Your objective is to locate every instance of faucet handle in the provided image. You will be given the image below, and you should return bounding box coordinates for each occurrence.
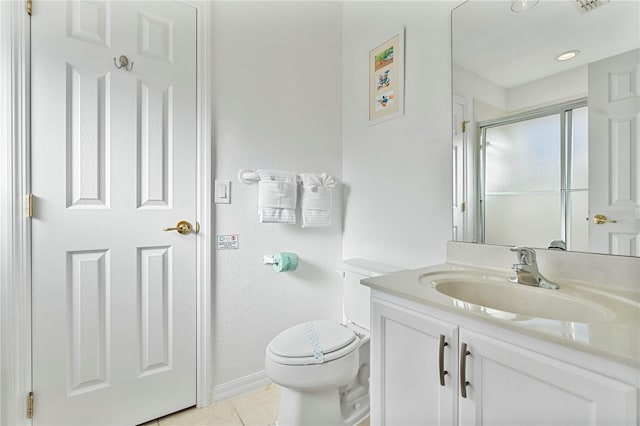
[510,246,536,265]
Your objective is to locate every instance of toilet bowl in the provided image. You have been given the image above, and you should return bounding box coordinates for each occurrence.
[264,259,401,426]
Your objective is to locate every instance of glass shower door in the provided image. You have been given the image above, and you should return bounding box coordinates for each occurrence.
[482,114,562,247]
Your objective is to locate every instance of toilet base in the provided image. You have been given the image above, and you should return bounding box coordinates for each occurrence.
[276,384,370,426]
[277,387,344,426]
[340,383,369,425]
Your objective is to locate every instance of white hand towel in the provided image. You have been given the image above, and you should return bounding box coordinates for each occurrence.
[258,169,297,224]
[300,173,336,228]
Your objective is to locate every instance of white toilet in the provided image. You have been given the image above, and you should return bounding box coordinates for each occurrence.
[265,259,401,426]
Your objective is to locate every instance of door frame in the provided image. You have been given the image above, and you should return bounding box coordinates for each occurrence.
[452,94,467,242]
[0,2,214,424]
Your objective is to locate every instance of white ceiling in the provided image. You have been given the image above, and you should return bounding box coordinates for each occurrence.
[452,0,640,88]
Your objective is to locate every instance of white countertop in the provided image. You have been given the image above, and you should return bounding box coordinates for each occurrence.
[362,263,640,368]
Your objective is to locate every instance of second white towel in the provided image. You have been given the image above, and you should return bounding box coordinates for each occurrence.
[258,169,297,224]
[300,173,336,228]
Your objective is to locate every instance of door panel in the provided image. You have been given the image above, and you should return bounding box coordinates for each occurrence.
[67,249,110,395]
[66,1,110,47]
[371,299,458,426]
[138,246,171,376]
[31,2,197,424]
[138,82,172,208]
[66,65,110,208]
[588,48,640,255]
[459,329,637,426]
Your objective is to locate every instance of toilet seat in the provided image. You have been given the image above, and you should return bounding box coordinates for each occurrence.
[267,320,360,366]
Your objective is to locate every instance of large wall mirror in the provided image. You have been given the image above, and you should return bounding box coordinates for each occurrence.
[452,0,640,257]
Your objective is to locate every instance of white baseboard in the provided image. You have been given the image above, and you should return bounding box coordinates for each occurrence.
[212,370,271,402]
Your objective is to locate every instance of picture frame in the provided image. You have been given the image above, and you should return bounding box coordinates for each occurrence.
[368,28,405,125]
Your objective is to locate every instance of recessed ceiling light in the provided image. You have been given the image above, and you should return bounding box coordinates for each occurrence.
[556,50,580,61]
[511,0,539,13]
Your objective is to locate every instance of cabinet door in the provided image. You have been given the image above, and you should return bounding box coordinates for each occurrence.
[371,299,458,426]
[459,329,638,426]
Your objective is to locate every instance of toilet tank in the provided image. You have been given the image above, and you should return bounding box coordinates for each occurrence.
[342,258,402,330]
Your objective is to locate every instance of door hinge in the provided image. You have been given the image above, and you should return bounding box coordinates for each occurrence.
[26,0,32,15]
[26,193,34,218]
[27,392,34,419]
[461,201,467,212]
[462,120,470,133]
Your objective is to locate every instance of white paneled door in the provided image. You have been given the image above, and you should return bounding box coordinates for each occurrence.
[31,1,197,424]
[588,48,640,256]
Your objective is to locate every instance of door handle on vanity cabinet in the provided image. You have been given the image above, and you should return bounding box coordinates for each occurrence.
[439,335,448,386]
[460,342,471,398]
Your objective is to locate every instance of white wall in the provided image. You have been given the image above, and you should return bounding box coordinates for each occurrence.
[211,0,457,394]
[211,2,343,393]
[507,65,587,112]
[454,64,587,118]
[342,1,454,269]
[454,64,507,115]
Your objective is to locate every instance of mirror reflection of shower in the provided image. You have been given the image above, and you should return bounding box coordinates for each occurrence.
[479,100,588,251]
[452,0,640,256]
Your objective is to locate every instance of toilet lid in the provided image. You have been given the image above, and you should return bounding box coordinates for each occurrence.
[268,320,356,359]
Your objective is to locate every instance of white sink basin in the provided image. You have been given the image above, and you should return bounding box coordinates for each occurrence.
[420,271,635,323]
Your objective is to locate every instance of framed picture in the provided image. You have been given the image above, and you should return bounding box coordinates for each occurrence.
[368,29,405,125]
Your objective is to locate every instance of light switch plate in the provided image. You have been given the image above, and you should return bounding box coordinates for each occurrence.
[214,180,231,204]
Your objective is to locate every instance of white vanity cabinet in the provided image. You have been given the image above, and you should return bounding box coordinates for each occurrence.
[371,298,458,426]
[371,293,638,426]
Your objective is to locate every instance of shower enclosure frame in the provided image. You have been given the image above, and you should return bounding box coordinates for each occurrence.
[476,98,588,249]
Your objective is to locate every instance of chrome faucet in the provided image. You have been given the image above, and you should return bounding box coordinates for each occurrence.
[509,246,559,290]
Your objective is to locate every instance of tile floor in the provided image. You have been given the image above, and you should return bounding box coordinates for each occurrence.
[141,384,370,426]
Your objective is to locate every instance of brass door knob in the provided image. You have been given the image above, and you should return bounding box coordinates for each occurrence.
[163,220,192,235]
[593,214,617,225]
